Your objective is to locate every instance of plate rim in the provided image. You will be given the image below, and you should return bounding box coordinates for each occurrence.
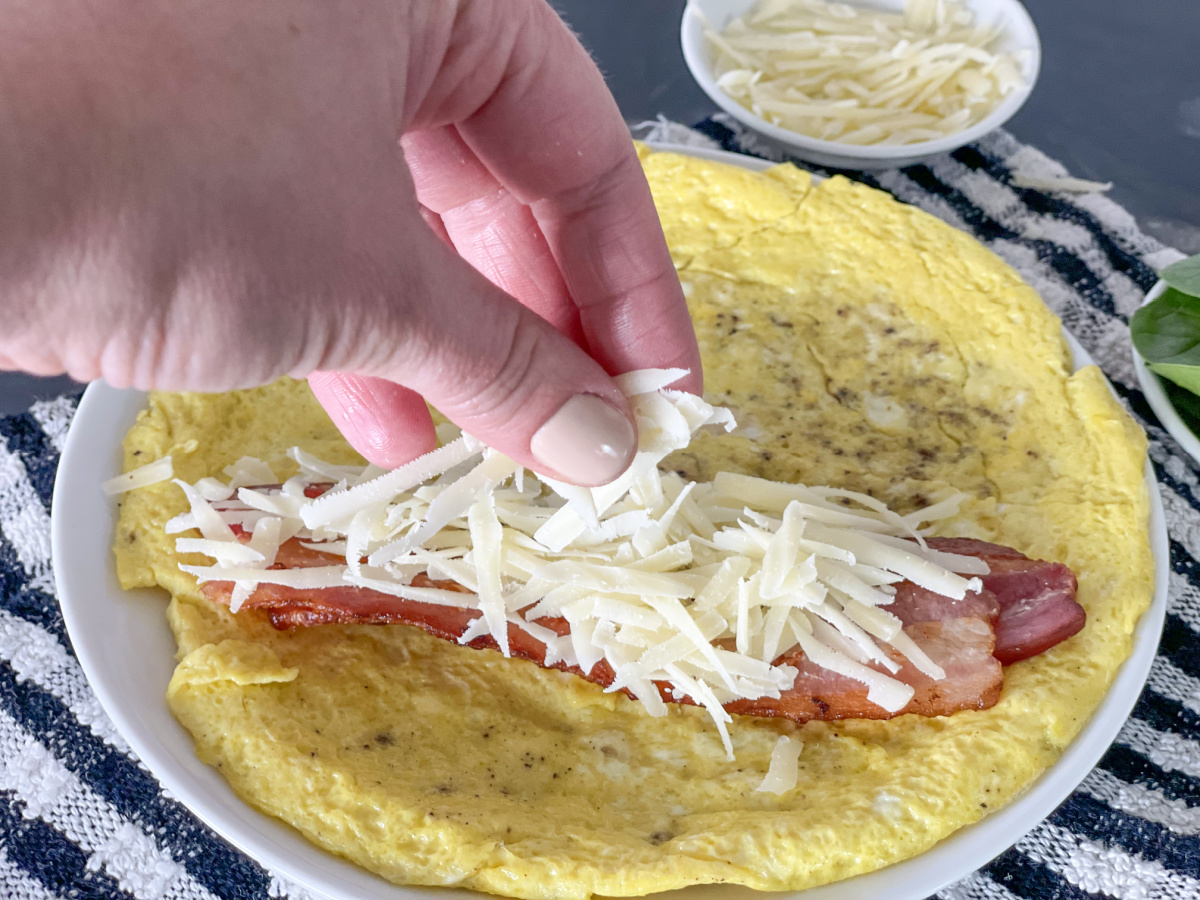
[50,148,1168,900]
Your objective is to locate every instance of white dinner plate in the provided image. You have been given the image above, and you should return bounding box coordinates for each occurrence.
[1132,280,1200,465]
[52,145,1168,900]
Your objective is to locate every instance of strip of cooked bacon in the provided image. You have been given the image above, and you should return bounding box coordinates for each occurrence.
[728,617,1001,721]
[925,538,1084,664]
[199,536,998,722]
[205,568,1001,721]
[197,532,1078,723]
[887,579,999,627]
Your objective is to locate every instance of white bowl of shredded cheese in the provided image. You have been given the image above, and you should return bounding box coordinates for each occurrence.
[681,0,1040,169]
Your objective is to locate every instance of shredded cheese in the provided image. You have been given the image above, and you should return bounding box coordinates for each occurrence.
[100,455,173,495]
[703,0,1028,146]
[147,368,991,759]
[756,735,803,794]
[1009,173,1113,194]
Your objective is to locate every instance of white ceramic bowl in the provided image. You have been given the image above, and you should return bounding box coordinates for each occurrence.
[1132,280,1200,464]
[680,0,1041,169]
[52,146,1167,900]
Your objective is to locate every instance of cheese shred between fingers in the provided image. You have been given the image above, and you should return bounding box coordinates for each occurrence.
[126,369,990,759]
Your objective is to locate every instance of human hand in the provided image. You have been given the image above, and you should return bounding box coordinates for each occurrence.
[0,0,700,486]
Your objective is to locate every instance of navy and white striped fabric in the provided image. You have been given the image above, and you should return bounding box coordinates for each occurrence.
[2,121,1197,898]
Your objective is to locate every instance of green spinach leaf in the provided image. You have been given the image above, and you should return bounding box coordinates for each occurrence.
[1161,254,1200,297]
[1162,377,1200,431]
[1130,287,1200,365]
[1150,362,1200,395]
[1132,253,1200,424]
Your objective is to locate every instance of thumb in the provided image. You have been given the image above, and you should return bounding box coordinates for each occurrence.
[318,230,639,488]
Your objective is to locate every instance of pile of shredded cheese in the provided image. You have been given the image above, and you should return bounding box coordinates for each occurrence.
[704,0,1028,145]
[113,369,988,762]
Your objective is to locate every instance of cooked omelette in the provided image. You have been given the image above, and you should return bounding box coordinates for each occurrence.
[112,148,1152,897]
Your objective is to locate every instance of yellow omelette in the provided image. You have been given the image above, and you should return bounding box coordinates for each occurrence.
[112,147,1152,898]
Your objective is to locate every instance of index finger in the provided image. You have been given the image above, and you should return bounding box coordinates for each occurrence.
[427,3,702,393]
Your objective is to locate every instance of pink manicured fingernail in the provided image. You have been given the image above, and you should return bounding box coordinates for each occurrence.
[530,394,637,487]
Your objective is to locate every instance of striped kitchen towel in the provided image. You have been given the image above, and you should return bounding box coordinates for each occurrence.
[2,120,1197,898]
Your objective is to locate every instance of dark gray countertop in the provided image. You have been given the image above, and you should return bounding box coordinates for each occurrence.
[3,0,1198,417]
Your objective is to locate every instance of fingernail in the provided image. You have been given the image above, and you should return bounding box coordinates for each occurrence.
[530,394,637,486]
